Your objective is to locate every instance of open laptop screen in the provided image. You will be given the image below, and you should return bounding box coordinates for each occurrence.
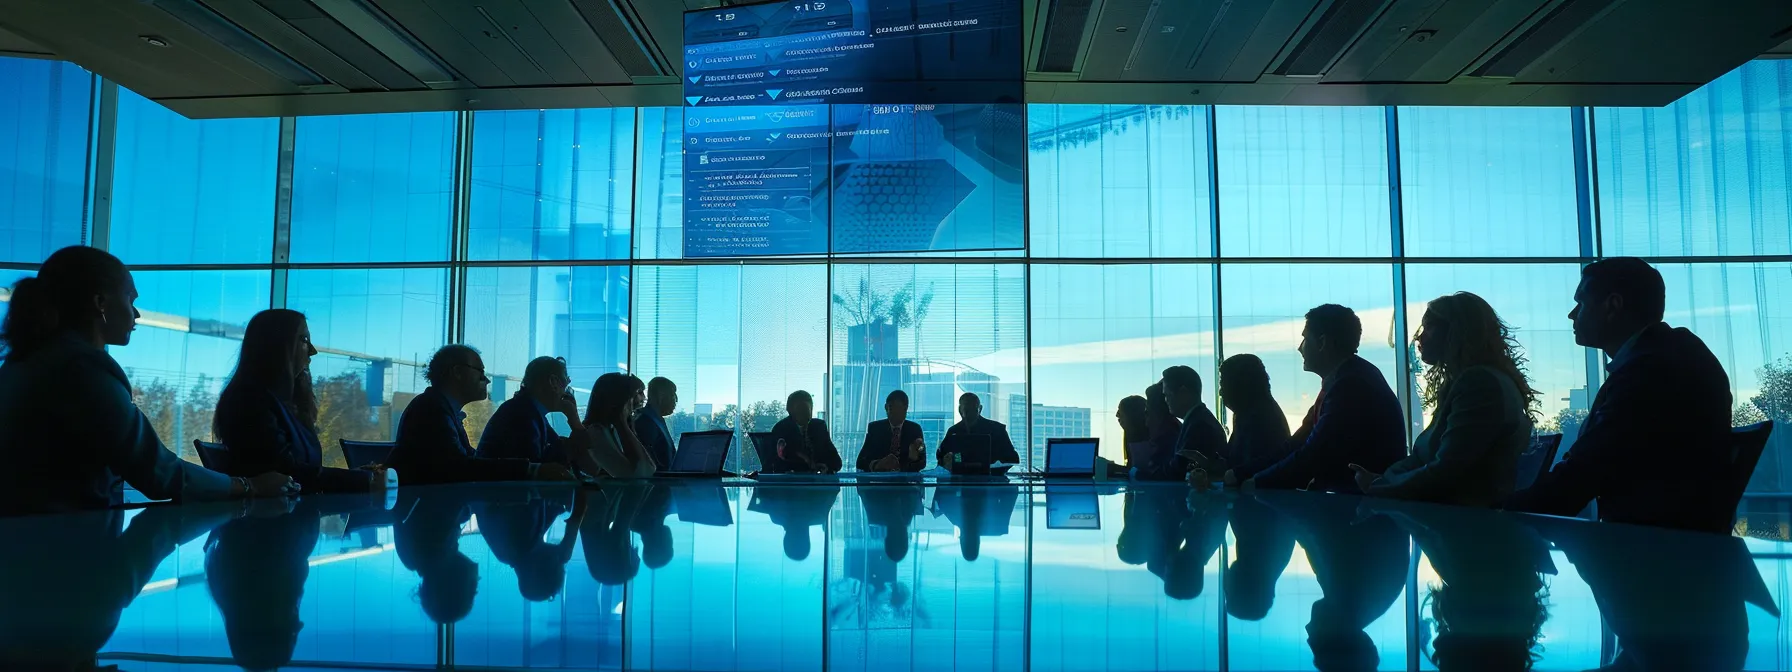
[1046,438,1098,475]
[671,432,731,473]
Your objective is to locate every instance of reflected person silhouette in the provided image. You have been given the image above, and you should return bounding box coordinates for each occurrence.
[750,486,843,561]
[206,497,350,670]
[1226,495,1297,620]
[394,489,481,626]
[1115,487,1225,600]
[1261,492,1409,672]
[929,486,1020,562]
[1364,500,1552,671]
[0,503,240,669]
[858,485,924,563]
[1530,515,1769,671]
[632,483,676,570]
[475,487,589,602]
[581,482,652,586]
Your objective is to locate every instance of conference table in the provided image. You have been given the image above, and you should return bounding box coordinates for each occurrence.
[3,478,1787,671]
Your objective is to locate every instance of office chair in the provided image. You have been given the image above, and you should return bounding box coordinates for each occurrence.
[1514,433,1563,491]
[1725,421,1775,525]
[341,440,396,469]
[194,440,233,473]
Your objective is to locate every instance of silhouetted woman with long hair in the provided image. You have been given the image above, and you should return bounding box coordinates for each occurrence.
[0,246,292,514]
[1218,354,1291,475]
[583,372,656,478]
[1356,292,1538,507]
[215,308,385,493]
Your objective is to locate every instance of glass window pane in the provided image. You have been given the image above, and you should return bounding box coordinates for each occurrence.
[1027,105,1212,258]
[0,56,92,263]
[1596,60,1792,257]
[635,107,685,261]
[631,264,829,472]
[1029,264,1215,464]
[1657,263,1792,493]
[287,268,448,454]
[461,265,630,444]
[1403,264,1588,455]
[829,264,1027,468]
[470,108,636,261]
[1399,107,1579,257]
[291,113,456,263]
[1220,264,1401,432]
[1217,106,1391,258]
[110,89,276,264]
[109,270,271,465]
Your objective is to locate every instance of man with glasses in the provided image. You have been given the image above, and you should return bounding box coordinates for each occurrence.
[391,345,574,485]
[478,356,593,468]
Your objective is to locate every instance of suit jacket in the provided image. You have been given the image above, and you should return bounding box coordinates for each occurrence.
[391,387,533,486]
[0,334,231,514]
[215,384,375,494]
[1245,355,1407,493]
[1507,323,1733,533]
[1368,366,1530,507]
[857,419,926,472]
[937,417,1020,466]
[1137,404,1226,481]
[477,395,568,465]
[632,404,675,470]
[769,417,843,473]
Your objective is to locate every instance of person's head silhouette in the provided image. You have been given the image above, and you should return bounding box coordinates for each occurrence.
[884,526,910,563]
[1224,563,1277,621]
[640,524,674,570]
[784,528,813,561]
[514,552,567,603]
[417,552,479,625]
[960,531,981,562]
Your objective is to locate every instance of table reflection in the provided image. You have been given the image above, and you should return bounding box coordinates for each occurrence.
[0,481,1768,671]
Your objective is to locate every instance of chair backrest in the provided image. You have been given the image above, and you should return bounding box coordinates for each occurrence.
[341,440,396,469]
[1725,421,1775,521]
[193,440,232,473]
[1514,433,1563,492]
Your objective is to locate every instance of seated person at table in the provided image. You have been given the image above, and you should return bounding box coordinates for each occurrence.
[583,373,659,478]
[1217,354,1291,476]
[1354,293,1535,507]
[215,308,383,493]
[1506,258,1733,533]
[477,356,591,466]
[1134,383,1182,474]
[937,393,1020,467]
[768,390,843,473]
[1116,395,1150,468]
[632,377,677,469]
[1140,365,1224,481]
[1229,304,1405,493]
[390,345,573,485]
[857,390,926,472]
[0,246,295,514]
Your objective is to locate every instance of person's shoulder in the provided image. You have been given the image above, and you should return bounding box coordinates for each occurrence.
[905,420,923,431]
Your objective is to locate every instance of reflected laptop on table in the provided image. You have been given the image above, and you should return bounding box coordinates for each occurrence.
[1045,438,1099,478]
[660,430,733,477]
[1045,487,1102,529]
[672,484,734,526]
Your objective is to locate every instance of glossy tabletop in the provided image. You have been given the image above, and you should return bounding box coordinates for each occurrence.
[3,481,1787,671]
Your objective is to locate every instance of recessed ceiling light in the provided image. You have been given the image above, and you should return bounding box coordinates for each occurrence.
[140,35,171,48]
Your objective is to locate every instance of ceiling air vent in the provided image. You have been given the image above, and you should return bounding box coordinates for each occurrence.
[1038,0,1098,73]
[142,0,328,86]
[576,0,666,78]
[1274,0,1389,77]
[1473,0,1620,78]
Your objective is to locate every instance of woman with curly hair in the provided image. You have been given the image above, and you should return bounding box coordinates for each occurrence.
[1352,292,1537,507]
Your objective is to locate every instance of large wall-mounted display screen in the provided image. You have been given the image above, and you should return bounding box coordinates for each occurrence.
[682,0,1023,107]
[682,103,1022,257]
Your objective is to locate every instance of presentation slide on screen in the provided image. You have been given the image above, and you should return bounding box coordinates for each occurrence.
[682,103,1023,258]
[683,0,1022,107]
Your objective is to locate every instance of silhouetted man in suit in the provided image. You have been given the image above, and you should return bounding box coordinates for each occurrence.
[1230,305,1406,493]
[478,356,589,466]
[937,392,1020,467]
[1145,365,1225,481]
[1506,258,1734,533]
[633,377,678,470]
[857,390,926,472]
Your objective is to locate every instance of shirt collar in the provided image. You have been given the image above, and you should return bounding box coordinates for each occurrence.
[438,388,467,420]
[1607,324,1655,373]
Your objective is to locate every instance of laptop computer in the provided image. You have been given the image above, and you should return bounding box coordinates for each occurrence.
[1044,438,1099,478]
[1044,487,1102,530]
[660,430,733,477]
